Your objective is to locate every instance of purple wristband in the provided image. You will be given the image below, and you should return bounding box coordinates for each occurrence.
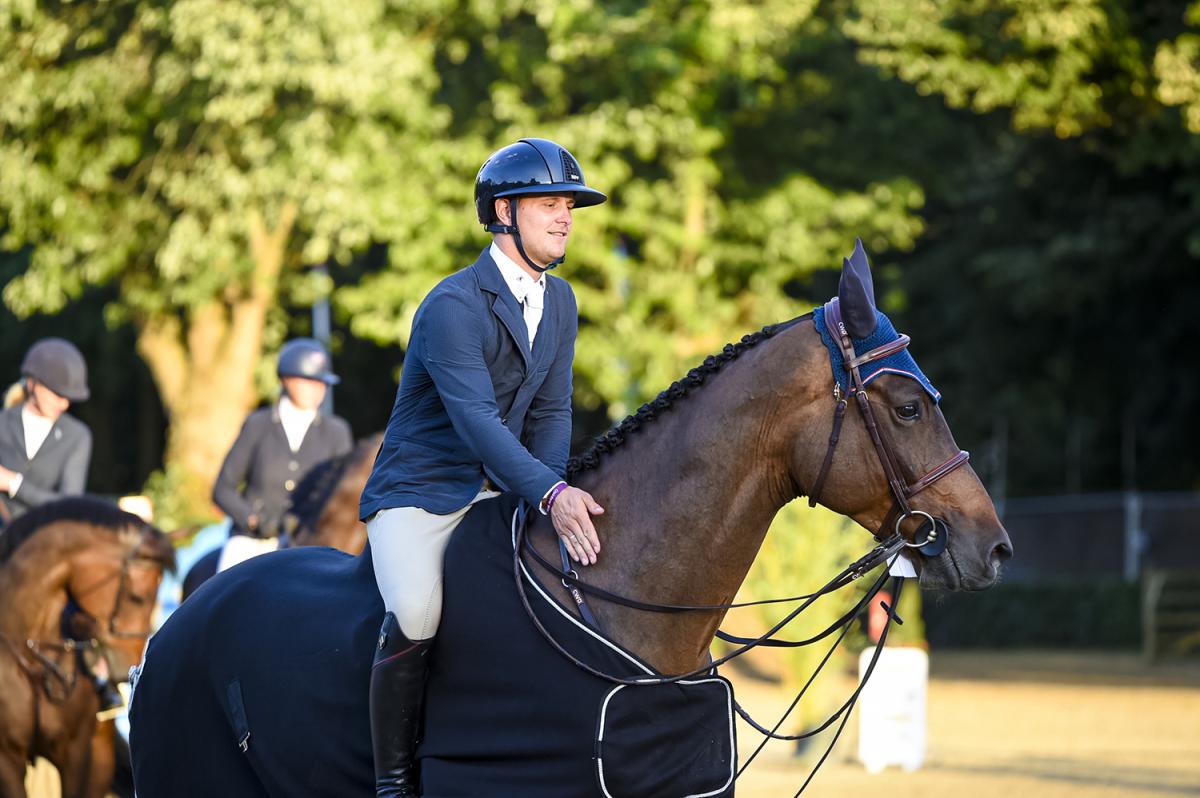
[544,482,568,513]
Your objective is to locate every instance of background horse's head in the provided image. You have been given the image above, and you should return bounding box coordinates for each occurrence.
[788,242,1012,590]
[69,515,175,678]
[2,498,177,679]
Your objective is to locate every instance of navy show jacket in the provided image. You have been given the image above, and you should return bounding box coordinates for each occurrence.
[359,248,575,519]
[213,404,354,538]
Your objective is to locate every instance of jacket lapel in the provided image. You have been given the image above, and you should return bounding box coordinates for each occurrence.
[39,425,64,462]
[18,411,63,464]
[472,249,531,369]
[3,408,27,464]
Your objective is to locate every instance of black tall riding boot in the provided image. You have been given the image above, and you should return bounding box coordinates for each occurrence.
[370,612,433,798]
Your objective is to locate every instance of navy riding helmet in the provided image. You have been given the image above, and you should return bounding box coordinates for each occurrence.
[277,338,340,385]
[474,138,607,272]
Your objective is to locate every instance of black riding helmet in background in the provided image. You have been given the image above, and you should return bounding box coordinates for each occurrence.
[474,138,607,272]
[20,338,90,402]
[277,338,340,385]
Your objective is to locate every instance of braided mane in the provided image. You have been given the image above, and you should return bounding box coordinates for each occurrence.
[567,314,810,477]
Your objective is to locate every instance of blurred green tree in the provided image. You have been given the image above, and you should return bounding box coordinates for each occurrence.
[0,0,928,518]
[0,0,450,516]
[843,0,1200,493]
[335,0,926,418]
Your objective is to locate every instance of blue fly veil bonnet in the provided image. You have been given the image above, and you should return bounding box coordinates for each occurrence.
[812,239,939,401]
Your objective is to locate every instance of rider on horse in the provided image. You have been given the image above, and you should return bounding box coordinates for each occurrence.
[213,338,353,571]
[0,338,92,525]
[359,138,607,796]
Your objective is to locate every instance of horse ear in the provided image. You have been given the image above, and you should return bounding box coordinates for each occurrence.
[838,238,878,339]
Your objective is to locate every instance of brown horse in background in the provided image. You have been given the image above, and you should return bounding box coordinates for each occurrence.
[0,498,174,798]
[287,432,380,554]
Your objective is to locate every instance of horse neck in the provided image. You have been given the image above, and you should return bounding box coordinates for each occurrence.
[308,452,373,554]
[0,523,93,638]
[571,323,829,674]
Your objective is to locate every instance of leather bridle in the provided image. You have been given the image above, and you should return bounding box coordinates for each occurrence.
[70,540,165,642]
[806,297,970,557]
[512,304,976,794]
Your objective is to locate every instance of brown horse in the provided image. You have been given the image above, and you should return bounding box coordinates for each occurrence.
[129,249,1012,796]
[288,432,380,554]
[0,498,174,798]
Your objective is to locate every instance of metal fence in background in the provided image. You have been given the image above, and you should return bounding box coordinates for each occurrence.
[997,492,1200,583]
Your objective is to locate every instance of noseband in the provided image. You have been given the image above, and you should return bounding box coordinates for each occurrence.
[806,297,970,557]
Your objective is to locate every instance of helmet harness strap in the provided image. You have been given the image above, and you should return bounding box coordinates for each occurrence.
[485,196,565,273]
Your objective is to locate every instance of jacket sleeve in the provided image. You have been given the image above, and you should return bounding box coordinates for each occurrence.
[13,425,92,506]
[421,291,562,507]
[524,285,576,480]
[212,416,258,531]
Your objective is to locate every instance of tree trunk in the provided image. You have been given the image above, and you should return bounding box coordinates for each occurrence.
[135,203,297,521]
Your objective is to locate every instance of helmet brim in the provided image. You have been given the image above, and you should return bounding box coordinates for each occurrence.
[279,371,340,386]
[494,184,607,208]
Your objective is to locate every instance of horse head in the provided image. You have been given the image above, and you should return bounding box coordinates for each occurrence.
[789,240,1012,590]
[62,509,176,679]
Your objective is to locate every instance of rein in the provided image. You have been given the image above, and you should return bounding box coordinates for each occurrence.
[513,306,971,794]
[515,505,907,796]
[514,503,907,685]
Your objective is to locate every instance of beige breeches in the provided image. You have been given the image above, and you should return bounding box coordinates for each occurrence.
[217,534,280,573]
[367,490,499,641]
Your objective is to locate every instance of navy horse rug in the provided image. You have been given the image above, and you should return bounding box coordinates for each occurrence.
[129,495,736,797]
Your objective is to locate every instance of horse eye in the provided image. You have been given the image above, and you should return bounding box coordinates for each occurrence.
[896,402,920,420]
[126,593,147,606]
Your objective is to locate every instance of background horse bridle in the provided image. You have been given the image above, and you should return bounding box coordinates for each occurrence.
[1,528,164,705]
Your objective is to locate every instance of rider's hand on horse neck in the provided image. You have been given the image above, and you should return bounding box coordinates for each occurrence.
[551,486,604,565]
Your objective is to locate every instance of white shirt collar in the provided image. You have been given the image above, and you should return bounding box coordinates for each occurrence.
[20,405,55,460]
[489,242,545,307]
[277,395,317,452]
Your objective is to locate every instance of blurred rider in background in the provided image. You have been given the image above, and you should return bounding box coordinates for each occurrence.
[213,338,353,572]
[0,338,92,525]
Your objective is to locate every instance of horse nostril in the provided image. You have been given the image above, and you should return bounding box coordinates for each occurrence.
[992,539,1014,562]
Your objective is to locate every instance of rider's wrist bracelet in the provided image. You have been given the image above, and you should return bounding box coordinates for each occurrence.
[544,481,568,513]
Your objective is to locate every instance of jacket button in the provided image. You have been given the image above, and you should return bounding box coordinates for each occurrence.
[289,461,299,472]
[285,479,296,491]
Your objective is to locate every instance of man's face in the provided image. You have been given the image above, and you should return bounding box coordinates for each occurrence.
[498,194,575,268]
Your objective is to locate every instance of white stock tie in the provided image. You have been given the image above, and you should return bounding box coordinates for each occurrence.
[518,279,544,349]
